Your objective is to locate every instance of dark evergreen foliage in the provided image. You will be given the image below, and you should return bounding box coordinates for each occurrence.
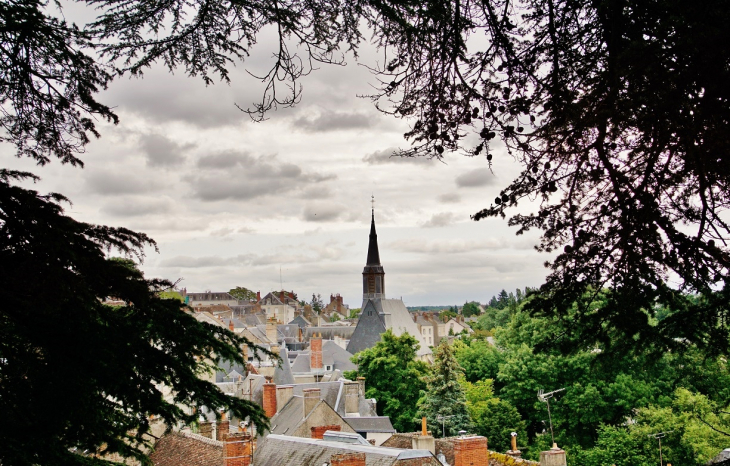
[0,171,269,465]
[416,341,472,437]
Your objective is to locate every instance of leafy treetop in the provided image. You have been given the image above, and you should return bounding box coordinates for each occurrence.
[348,330,430,433]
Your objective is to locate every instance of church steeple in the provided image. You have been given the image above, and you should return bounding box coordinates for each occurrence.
[366,209,381,266]
[363,198,385,299]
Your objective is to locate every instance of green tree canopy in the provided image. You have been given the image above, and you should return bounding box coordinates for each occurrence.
[0,171,270,465]
[463,379,527,453]
[349,330,430,433]
[416,341,472,437]
[310,293,324,313]
[228,286,257,301]
[462,301,481,318]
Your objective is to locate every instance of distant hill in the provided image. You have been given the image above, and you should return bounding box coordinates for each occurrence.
[406,306,450,312]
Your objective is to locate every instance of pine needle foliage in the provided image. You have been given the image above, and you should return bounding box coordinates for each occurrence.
[416,341,473,437]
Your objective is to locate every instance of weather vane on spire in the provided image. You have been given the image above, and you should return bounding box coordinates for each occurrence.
[371,194,375,212]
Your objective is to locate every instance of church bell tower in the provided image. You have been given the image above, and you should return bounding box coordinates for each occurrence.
[362,201,385,300]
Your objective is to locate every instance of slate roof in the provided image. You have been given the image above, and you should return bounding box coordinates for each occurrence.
[291,353,312,373]
[222,317,245,329]
[290,315,311,328]
[241,313,266,327]
[346,300,387,355]
[150,431,223,466]
[344,416,396,433]
[305,326,356,340]
[215,359,247,383]
[268,395,307,435]
[273,347,296,385]
[194,312,226,328]
[239,374,267,406]
[278,323,300,339]
[254,434,440,466]
[245,326,271,344]
[346,299,431,357]
[323,340,357,372]
[709,449,730,466]
[187,292,236,302]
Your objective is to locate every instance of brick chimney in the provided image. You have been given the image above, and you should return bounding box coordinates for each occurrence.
[276,385,294,411]
[330,453,366,466]
[217,411,230,441]
[311,424,341,439]
[263,383,277,418]
[199,419,213,439]
[357,377,366,396]
[303,388,320,416]
[310,334,323,370]
[266,319,278,345]
[225,432,252,466]
[453,436,488,466]
[345,381,359,415]
[256,291,261,302]
[412,416,435,454]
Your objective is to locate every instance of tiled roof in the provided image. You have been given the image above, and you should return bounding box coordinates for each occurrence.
[150,431,223,466]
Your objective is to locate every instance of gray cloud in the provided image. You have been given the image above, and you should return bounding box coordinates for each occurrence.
[188,152,335,201]
[300,186,333,200]
[362,147,433,165]
[421,212,458,228]
[86,169,162,196]
[140,133,195,167]
[292,109,374,132]
[160,248,340,268]
[455,168,497,188]
[389,238,509,254]
[210,227,235,237]
[196,151,247,169]
[101,197,173,217]
[438,193,462,203]
[106,65,251,129]
[302,202,346,222]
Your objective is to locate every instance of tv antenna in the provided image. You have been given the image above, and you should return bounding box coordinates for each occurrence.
[436,415,454,438]
[537,388,565,447]
[648,431,674,466]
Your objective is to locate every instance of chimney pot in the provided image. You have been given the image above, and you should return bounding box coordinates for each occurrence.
[453,436,488,466]
[263,383,277,418]
[310,335,323,370]
[303,388,320,416]
[276,385,294,412]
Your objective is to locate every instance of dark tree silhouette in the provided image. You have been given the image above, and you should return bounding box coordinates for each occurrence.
[0,170,270,465]
[363,0,730,355]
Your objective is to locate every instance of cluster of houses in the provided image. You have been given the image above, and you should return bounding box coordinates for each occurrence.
[142,210,555,466]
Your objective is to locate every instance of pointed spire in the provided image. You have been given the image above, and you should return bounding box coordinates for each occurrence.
[366,200,381,265]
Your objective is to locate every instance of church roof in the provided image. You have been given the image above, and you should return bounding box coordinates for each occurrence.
[366,210,381,266]
[347,299,431,357]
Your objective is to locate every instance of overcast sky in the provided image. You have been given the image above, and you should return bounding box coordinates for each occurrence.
[3,25,552,307]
